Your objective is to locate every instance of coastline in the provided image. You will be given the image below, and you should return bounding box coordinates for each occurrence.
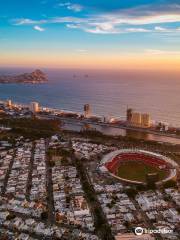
[1,94,180,145]
[38,114,180,145]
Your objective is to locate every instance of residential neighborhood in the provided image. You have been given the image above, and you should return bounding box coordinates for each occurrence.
[0,103,179,239]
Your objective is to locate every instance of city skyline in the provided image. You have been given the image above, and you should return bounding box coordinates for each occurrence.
[0,0,180,70]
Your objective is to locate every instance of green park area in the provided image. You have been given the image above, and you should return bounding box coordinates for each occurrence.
[0,117,61,140]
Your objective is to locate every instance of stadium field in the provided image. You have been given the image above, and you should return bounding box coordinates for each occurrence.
[117,161,167,182]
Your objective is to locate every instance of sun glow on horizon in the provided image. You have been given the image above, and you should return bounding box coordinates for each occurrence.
[1,51,180,71]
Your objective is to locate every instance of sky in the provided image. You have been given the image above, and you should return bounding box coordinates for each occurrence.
[0,0,180,70]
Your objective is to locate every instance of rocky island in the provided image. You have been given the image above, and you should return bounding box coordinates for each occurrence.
[0,69,48,84]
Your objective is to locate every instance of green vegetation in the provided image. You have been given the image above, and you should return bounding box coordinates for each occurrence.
[6,213,16,221]
[48,147,73,166]
[125,188,138,198]
[117,161,167,183]
[0,117,61,139]
[163,180,177,189]
[41,211,48,220]
[48,147,72,157]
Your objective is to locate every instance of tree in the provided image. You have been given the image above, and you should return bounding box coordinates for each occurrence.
[125,188,138,198]
[163,180,177,189]
[6,213,16,220]
[41,211,48,220]
[49,160,55,167]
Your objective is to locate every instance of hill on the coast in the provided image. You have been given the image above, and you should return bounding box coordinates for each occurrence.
[0,69,47,84]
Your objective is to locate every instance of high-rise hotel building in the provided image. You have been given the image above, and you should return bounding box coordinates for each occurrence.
[127,108,151,128]
[30,102,40,113]
[84,104,91,118]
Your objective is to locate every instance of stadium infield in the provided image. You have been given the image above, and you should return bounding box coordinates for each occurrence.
[117,161,167,183]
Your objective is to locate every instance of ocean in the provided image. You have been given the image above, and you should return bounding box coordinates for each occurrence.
[0,68,180,127]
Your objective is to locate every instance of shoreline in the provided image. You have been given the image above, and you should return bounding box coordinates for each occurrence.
[0,97,180,144]
[38,114,180,145]
[51,115,180,140]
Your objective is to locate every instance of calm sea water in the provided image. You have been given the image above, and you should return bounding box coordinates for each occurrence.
[0,68,180,127]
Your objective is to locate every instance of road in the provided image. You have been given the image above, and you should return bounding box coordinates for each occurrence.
[45,139,55,225]
[72,152,115,240]
[25,142,35,201]
[1,149,16,196]
[131,198,163,240]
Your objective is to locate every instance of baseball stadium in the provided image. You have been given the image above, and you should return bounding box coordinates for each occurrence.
[99,149,178,185]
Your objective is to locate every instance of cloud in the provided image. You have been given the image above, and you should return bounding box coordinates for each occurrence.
[100,14,180,26]
[57,2,83,12]
[125,28,151,33]
[14,18,47,25]
[82,26,151,34]
[145,49,180,55]
[83,22,121,34]
[154,26,180,34]
[34,25,45,32]
[14,16,180,34]
[13,17,82,25]
[67,4,83,12]
[154,26,168,32]
[14,19,40,25]
[66,23,79,29]
[12,3,180,34]
[14,13,180,28]
[67,21,152,34]
[84,27,119,34]
[75,49,88,53]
